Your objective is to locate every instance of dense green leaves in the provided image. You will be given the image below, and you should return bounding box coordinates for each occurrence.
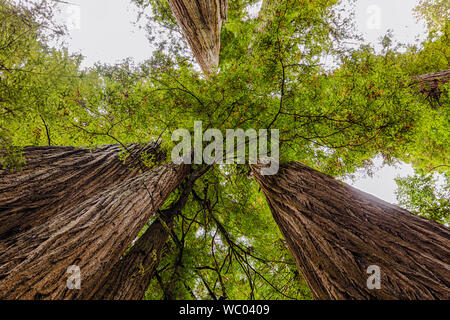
[145,166,312,299]
[1,0,448,300]
[396,171,449,224]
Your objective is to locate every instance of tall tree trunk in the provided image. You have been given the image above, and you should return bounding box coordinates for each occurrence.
[89,166,207,300]
[167,0,228,75]
[252,162,450,300]
[0,143,164,240]
[411,69,450,89]
[0,162,190,299]
[88,211,174,300]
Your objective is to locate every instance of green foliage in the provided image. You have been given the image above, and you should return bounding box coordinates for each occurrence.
[393,22,449,171]
[395,171,450,225]
[0,0,84,167]
[414,0,450,33]
[2,0,449,300]
[145,166,312,300]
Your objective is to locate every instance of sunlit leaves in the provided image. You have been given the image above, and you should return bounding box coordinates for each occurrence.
[395,171,450,224]
[2,0,449,300]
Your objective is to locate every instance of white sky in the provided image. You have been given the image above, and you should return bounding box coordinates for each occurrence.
[56,0,426,204]
[354,0,426,47]
[56,0,153,66]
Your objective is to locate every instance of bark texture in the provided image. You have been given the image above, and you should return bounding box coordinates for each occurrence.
[0,143,164,240]
[411,69,450,100]
[89,165,207,300]
[88,211,174,300]
[0,162,189,299]
[252,162,450,300]
[167,0,228,74]
[412,69,450,88]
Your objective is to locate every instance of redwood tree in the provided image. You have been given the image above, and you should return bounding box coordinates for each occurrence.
[0,162,189,299]
[167,0,228,74]
[252,162,450,299]
[0,143,163,240]
[88,210,175,300]
[88,165,205,300]
[1,0,449,300]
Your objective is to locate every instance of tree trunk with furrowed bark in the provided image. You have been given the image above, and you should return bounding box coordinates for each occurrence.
[0,143,164,240]
[0,161,190,299]
[411,69,450,90]
[88,211,174,300]
[252,162,450,300]
[88,165,206,300]
[167,0,228,75]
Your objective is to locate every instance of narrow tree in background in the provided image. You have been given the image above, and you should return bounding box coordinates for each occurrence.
[167,0,228,74]
[88,211,175,300]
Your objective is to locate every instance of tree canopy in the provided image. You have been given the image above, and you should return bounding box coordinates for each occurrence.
[0,0,448,300]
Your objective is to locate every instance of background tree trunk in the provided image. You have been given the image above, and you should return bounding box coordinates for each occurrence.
[89,166,207,300]
[0,162,189,299]
[88,211,174,300]
[412,69,450,88]
[252,162,450,300]
[167,0,228,75]
[0,143,164,240]
[411,69,450,104]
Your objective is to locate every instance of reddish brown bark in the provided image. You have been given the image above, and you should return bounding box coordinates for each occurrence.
[167,0,228,74]
[0,143,164,240]
[411,69,450,100]
[252,162,450,300]
[88,211,174,300]
[88,165,208,300]
[0,162,190,299]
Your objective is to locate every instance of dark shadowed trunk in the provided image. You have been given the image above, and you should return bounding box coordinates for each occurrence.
[0,162,190,299]
[0,143,164,240]
[411,69,450,89]
[252,162,450,300]
[167,0,227,75]
[89,166,207,300]
[411,69,450,102]
[88,211,174,300]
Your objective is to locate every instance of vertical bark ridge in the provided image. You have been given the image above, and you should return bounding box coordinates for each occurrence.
[252,162,450,300]
[0,143,164,240]
[0,162,189,299]
[88,165,208,300]
[167,0,228,74]
[89,165,209,300]
[88,211,174,300]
